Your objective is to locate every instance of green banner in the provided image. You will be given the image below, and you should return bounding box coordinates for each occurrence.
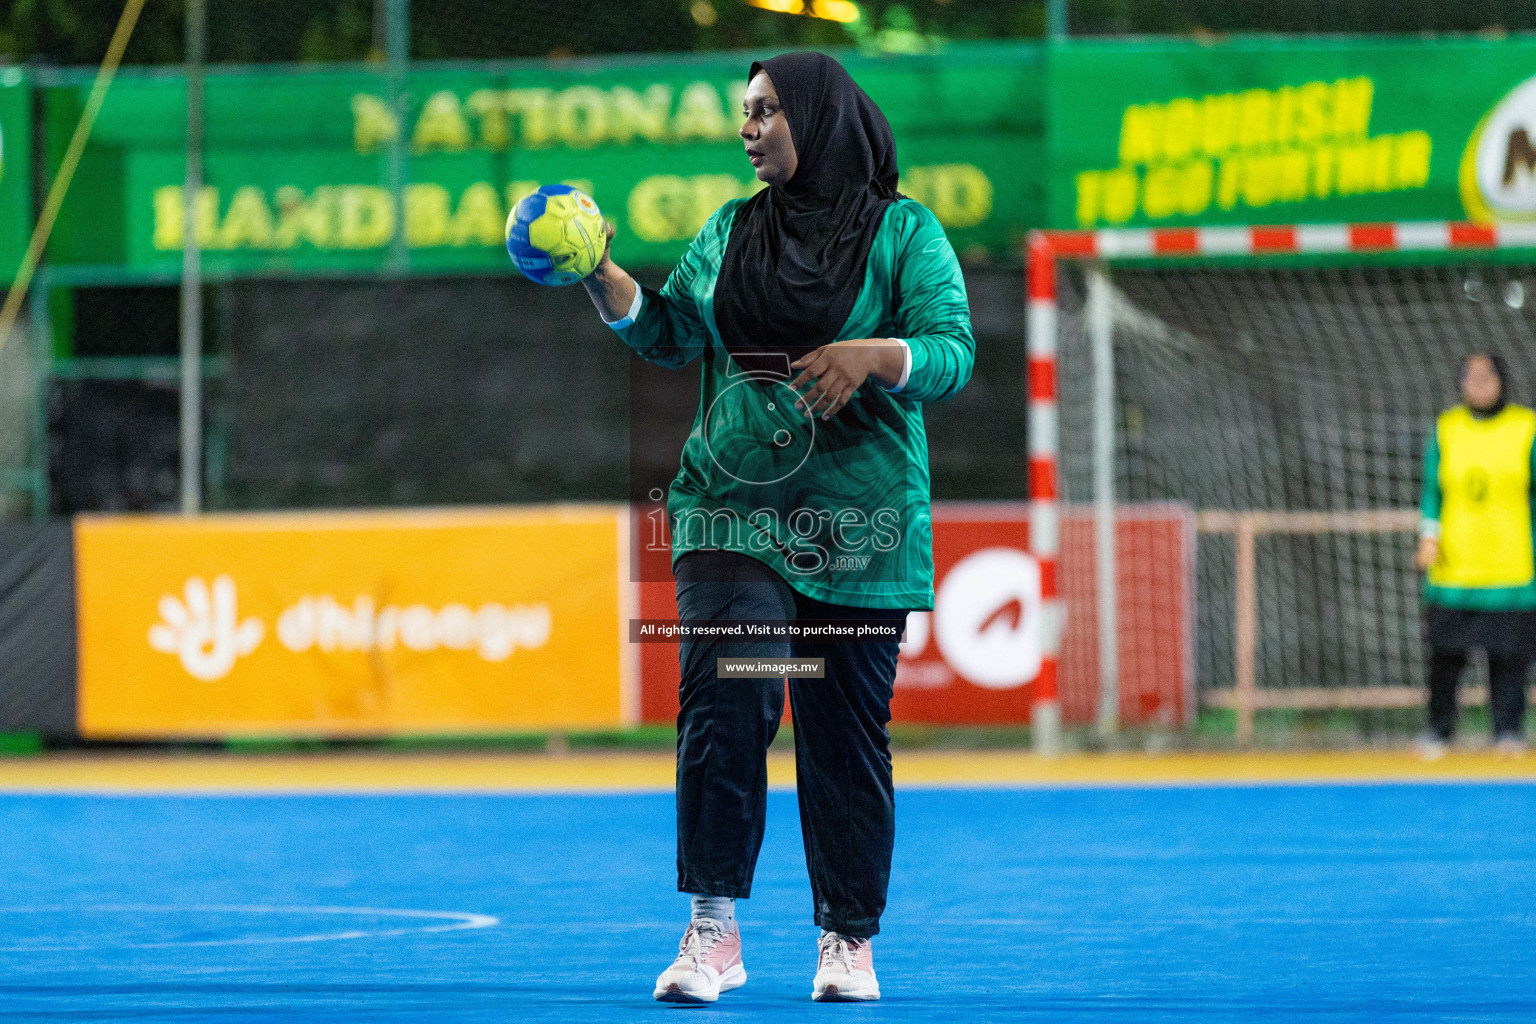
[1050,36,1536,230]
[0,69,31,285]
[42,37,1536,276]
[43,44,1042,277]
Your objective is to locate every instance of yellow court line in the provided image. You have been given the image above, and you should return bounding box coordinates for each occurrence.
[0,749,1533,793]
[892,750,1536,787]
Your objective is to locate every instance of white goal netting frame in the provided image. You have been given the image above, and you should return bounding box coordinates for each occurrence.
[1026,222,1536,747]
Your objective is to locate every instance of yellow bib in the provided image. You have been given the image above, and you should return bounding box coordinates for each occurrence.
[1431,404,1536,590]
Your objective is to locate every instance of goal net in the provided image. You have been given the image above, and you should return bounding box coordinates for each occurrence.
[1050,250,1536,732]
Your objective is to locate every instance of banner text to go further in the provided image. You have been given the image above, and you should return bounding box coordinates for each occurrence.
[1073,75,1433,227]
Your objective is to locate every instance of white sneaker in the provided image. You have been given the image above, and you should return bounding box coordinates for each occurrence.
[1494,734,1526,757]
[653,918,746,1003]
[811,930,880,1002]
[1413,732,1448,761]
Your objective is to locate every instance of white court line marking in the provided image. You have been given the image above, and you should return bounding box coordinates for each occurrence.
[0,904,499,952]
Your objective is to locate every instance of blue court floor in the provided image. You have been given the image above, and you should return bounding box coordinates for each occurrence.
[1,782,1533,1022]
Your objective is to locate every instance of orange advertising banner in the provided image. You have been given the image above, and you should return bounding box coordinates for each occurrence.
[75,506,634,738]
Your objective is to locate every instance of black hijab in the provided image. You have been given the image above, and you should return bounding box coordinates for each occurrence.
[1465,352,1511,418]
[714,52,901,377]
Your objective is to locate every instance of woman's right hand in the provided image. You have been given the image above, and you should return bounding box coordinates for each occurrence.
[596,220,616,272]
[581,220,638,322]
[1415,536,1440,571]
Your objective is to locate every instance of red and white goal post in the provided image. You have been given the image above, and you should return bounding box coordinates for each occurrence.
[1025,221,1536,751]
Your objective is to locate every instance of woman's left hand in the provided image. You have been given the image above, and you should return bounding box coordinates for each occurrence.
[788,339,905,419]
[1415,536,1440,571]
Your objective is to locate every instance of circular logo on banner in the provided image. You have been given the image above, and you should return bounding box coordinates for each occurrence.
[933,547,1042,689]
[1463,73,1536,222]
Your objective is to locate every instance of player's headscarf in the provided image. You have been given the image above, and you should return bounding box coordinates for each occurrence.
[1465,351,1511,417]
[713,52,902,376]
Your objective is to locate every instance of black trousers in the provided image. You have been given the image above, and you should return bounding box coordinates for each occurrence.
[1427,647,1530,741]
[673,549,906,939]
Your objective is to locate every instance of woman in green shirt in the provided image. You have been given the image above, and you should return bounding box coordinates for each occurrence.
[582,52,973,1003]
[1415,353,1536,758]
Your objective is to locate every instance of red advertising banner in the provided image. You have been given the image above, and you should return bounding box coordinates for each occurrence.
[636,502,1193,727]
[890,506,1039,723]
[1057,504,1196,728]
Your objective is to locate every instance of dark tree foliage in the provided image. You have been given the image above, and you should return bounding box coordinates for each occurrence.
[3,0,1533,68]
[0,0,186,64]
[1066,0,1536,36]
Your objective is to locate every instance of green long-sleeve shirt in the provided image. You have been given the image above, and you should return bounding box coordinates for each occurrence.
[614,197,974,610]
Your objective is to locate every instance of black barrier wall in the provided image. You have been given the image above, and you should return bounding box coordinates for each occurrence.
[0,522,77,735]
[214,270,1027,511]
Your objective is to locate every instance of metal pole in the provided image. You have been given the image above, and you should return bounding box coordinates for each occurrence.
[1088,266,1118,740]
[372,0,388,58]
[180,0,205,514]
[1234,516,1258,745]
[385,0,409,273]
[1047,0,1068,40]
[27,274,51,519]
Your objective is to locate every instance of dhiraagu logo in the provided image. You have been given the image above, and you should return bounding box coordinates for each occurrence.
[147,575,554,682]
[1462,73,1536,222]
[148,576,265,682]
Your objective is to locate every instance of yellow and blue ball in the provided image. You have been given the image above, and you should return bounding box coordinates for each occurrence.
[505,184,605,286]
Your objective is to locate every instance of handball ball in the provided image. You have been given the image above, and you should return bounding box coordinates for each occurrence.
[505,184,605,286]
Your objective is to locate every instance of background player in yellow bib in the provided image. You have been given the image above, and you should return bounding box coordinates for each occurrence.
[1415,353,1536,758]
